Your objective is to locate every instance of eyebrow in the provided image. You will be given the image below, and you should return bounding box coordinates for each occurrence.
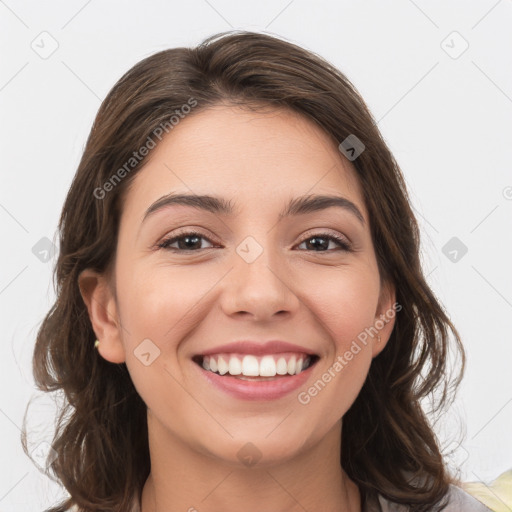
[142,193,365,225]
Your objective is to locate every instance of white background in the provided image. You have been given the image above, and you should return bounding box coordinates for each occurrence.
[1,1,511,510]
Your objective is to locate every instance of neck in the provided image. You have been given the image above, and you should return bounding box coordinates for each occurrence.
[140,413,361,512]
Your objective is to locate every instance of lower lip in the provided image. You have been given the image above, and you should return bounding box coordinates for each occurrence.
[195,360,317,401]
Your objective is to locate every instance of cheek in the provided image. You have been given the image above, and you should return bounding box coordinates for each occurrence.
[303,265,380,355]
[115,260,214,346]
[115,266,193,422]
[114,261,217,405]
[295,291,376,438]
[288,266,378,420]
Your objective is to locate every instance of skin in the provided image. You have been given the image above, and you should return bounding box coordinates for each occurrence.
[79,104,396,512]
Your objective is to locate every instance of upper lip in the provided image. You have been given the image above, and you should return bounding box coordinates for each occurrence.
[197,340,317,357]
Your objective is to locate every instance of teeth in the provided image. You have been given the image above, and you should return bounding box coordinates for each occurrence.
[217,356,229,375]
[200,353,312,377]
[228,356,242,375]
[242,355,259,376]
[287,355,296,375]
[260,355,276,377]
[276,357,288,375]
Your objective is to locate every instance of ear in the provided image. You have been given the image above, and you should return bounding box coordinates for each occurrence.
[372,278,397,358]
[78,268,126,363]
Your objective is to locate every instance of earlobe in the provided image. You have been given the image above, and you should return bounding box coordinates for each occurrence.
[78,269,126,364]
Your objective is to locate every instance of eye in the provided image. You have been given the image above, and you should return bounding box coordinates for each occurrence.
[157,231,217,251]
[157,230,353,253]
[296,232,352,252]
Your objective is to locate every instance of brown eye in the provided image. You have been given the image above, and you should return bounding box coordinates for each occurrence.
[296,233,352,252]
[158,231,216,251]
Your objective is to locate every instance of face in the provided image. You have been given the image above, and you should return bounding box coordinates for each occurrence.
[82,104,395,466]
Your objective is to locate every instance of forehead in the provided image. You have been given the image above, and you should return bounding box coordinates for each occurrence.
[123,105,366,221]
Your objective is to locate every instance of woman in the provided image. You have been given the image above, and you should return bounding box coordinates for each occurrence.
[23,31,496,511]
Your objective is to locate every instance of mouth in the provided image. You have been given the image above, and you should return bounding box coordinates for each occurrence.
[192,352,320,380]
[193,353,320,400]
[191,340,321,400]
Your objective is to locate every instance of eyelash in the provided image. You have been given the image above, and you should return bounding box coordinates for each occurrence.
[157,230,353,253]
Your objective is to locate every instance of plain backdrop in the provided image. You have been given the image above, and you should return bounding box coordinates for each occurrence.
[1,1,511,510]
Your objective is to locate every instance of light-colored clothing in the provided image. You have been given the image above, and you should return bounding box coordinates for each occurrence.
[366,484,493,511]
[461,470,512,512]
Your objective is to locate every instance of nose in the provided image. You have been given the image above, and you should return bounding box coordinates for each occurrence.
[219,243,300,322]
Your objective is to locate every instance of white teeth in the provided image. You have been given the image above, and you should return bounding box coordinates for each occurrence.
[260,355,277,377]
[287,355,296,375]
[242,355,259,376]
[228,356,242,375]
[217,356,229,375]
[200,353,312,377]
[276,357,288,375]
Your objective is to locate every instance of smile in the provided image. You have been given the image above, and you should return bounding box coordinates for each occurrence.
[197,352,317,378]
[192,352,320,400]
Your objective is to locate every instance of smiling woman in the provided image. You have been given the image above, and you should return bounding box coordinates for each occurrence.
[22,31,495,512]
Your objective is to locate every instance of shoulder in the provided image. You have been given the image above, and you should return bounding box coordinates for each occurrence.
[461,469,512,512]
[441,485,494,511]
[366,485,494,511]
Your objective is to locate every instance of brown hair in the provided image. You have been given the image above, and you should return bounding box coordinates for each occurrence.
[22,30,465,511]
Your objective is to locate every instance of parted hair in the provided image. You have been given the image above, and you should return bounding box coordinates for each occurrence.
[22,31,464,511]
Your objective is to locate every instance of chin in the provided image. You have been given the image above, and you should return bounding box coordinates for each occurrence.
[195,430,313,469]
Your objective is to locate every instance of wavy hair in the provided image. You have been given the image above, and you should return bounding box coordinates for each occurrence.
[22,30,465,511]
